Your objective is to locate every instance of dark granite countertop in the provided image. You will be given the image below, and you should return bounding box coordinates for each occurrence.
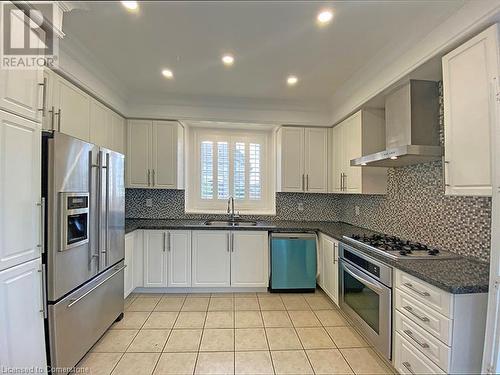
[125,218,490,294]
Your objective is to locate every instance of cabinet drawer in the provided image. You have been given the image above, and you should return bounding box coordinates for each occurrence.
[395,311,450,372]
[395,289,452,345]
[395,270,452,317]
[394,333,446,375]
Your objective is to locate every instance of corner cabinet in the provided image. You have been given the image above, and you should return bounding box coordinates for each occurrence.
[318,234,339,306]
[127,120,184,189]
[442,24,499,196]
[330,109,387,194]
[277,127,328,193]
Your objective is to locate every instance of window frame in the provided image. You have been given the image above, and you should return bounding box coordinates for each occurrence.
[186,127,276,215]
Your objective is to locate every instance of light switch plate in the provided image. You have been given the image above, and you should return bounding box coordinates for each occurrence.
[355,205,360,216]
[297,202,304,211]
[145,198,153,207]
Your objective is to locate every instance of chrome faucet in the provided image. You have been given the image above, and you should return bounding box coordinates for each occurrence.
[227,196,240,222]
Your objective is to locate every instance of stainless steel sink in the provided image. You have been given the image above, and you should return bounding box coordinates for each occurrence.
[203,220,258,227]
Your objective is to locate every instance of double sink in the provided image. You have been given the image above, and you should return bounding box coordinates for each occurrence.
[203,220,259,227]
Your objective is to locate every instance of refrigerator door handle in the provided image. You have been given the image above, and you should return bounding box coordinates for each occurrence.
[89,150,100,271]
[104,152,110,267]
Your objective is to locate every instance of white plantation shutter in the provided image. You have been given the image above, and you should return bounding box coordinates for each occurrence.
[189,128,272,214]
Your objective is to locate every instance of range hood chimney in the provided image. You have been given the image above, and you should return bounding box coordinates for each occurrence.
[351,80,442,167]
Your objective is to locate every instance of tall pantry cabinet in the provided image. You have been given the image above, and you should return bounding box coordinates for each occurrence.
[0,32,47,375]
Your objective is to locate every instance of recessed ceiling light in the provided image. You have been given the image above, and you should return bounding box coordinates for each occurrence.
[317,10,333,24]
[361,163,367,166]
[222,54,234,66]
[287,75,298,86]
[390,156,398,160]
[162,69,174,79]
[121,1,138,11]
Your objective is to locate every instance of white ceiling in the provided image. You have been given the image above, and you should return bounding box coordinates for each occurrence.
[62,1,465,107]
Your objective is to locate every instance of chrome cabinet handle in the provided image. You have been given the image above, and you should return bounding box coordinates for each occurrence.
[54,108,61,131]
[306,174,309,191]
[38,77,47,116]
[227,233,230,252]
[402,361,415,374]
[167,232,171,252]
[302,174,305,191]
[443,159,450,187]
[403,329,429,349]
[36,198,45,253]
[333,243,337,264]
[163,232,166,252]
[340,173,343,191]
[152,169,155,186]
[403,305,430,322]
[48,106,55,130]
[403,282,430,297]
[38,264,47,318]
[147,169,151,186]
[67,265,126,308]
[231,232,234,252]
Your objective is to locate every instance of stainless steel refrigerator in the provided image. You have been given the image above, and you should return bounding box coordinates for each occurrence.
[41,131,125,369]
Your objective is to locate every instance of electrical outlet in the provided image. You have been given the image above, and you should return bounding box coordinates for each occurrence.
[355,205,360,216]
[145,198,153,207]
[297,202,304,211]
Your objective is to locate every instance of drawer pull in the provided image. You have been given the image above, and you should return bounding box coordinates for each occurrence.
[403,361,415,374]
[403,305,430,322]
[403,329,429,349]
[403,282,430,297]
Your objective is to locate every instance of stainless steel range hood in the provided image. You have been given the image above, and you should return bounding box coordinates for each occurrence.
[351,80,442,167]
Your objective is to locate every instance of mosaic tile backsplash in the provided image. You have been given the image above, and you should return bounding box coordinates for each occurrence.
[126,161,492,261]
[338,161,491,261]
[126,190,341,222]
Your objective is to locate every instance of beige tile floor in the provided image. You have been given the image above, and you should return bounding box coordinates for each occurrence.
[77,290,394,375]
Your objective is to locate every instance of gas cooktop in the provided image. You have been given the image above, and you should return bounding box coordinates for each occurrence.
[342,233,460,260]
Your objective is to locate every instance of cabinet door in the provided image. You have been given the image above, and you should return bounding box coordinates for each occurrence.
[54,78,90,141]
[331,125,343,193]
[321,235,338,305]
[127,120,151,188]
[279,127,305,192]
[90,99,112,148]
[0,68,42,123]
[167,231,191,287]
[124,233,134,297]
[342,113,362,193]
[304,128,328,193]
[143,231,167,287]
[152,121,177,188]
[0,111,41,271]
[231,231,269,287]
[0,258,47,371]
[111,112,126,154]
[443,25,498,196]
[192,231,230,287]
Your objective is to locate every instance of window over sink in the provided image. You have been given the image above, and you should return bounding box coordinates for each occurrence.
[186,127,275,215]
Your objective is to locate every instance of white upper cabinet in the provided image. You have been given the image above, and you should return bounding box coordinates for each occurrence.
[0,110,41,271]
[111,112,126,154]
[53,76,91,142]
[231,231,269,287]
[0,258,47,372]
[90,99,112,149]
[0,68,43,123]
[442,25,499,196]
[127,120,184,189]
[330,109,387,194]
[277,127,328,193]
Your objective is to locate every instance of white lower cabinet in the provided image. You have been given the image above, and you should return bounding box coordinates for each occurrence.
[0,258,47,372]
[168,231,191,287]
[124,232,135,297]
[319,234,339,305]
[393,269,488,373]
[231,231,269,287]
[143,230,191,288]
[192,231,231,287]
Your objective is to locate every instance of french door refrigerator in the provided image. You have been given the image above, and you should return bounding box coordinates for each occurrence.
[41,131,125,370]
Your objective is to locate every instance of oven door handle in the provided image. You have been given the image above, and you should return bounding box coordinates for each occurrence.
[342,261,385,293]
